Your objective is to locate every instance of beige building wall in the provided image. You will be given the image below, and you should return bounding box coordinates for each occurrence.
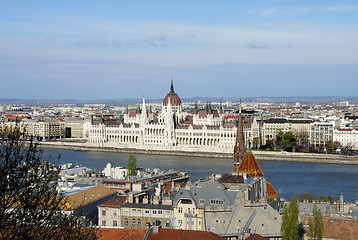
[173,199,204,231]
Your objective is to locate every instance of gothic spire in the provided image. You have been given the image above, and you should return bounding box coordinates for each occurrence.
[234,98,246,171]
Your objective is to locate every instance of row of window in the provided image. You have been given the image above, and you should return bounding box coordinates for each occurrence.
[123,209,168,215]
[123,218,170,227]
[101,220,117,227]
[210,199,225,205]
[178,219,201,226]
[178,207,196,214]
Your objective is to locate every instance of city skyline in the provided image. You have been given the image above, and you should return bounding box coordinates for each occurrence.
[1,1,358,99]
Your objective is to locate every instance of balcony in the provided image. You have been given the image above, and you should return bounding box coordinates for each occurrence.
[184,213,198,218]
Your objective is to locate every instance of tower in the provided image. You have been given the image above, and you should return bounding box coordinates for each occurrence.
[234,99,246,171]
[140,96,147,125]
[162,79,182,125]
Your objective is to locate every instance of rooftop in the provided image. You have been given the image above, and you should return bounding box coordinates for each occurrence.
[99,228,225,240]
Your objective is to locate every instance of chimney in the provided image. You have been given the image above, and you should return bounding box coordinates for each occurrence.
[162,198,173,205]
[152,226,160,234]
[153,196,160,205]
[128,193,134,203]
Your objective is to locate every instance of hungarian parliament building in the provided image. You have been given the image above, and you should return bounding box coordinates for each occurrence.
[87,82,315,153]
[88,82,253,153]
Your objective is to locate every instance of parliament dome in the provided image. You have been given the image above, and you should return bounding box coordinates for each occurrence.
[163,80,181,106]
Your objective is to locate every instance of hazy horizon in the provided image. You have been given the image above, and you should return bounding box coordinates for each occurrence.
[1,1,357,99]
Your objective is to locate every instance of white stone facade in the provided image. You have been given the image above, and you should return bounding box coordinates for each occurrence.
[309,121,334,148]
[333,128,358,150]
[87,93,252,152]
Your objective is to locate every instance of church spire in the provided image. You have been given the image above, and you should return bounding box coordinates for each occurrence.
[234,98,246,171]
[170,78,174,93]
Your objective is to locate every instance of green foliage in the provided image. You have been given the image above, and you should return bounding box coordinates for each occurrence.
[281,196,300,240]
[283,132,296,143]
[261,139,274,150]
[319,195,333,204]
[0,125,98,240]
[252,137,260,149]
[299,192,317,203]
[276,131,296,151]
[127,154,137,176]
[308,205,323,240]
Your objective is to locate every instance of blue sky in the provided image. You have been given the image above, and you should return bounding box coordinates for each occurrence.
[1,0,358,99]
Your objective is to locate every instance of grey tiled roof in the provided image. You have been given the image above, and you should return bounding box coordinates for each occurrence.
[173,179,238,209]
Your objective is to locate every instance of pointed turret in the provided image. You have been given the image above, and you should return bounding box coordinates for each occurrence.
[237,151,264,177]
[136,101,140,114]
[266,181,279,198]
[194,102,198,115]
[142,96,146,113]
[170,78,174,93]
[234,98,246,171]
[141,96,147,125]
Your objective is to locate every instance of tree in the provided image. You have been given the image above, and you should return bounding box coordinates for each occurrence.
[299,192,317,203]
[276,131,296,151]
[127,154,137,176]
[319,195,332,203]
[281,196,300,240]
[0,125,98,239]
[308,204,323,240]
[295,131,309,145]
[252,137,260,149]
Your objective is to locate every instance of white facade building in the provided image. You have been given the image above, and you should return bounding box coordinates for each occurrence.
[87,82,255,153]
[102,163,128,179]
[333,128,358,150]
[309,121,334,148]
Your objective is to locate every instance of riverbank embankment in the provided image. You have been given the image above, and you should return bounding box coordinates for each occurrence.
[40,141,358,165]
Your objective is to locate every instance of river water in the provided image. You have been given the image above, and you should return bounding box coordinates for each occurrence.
[42,148,358,203]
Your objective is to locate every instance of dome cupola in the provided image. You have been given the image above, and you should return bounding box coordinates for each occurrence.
[163,79,181,106]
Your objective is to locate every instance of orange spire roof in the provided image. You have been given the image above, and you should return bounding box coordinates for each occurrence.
[237,152,264,177]
[266,181,279,198]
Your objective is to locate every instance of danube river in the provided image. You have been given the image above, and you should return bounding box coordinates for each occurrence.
[43,148,358,203]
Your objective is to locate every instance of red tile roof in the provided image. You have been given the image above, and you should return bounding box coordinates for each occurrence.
[99,195,127,208]
[100,228,146,240]
[301,215,358,240]
[99,228,225,240]
[337,128,356,131]
[237,152,264,177]
[266,181,279,198]
[245,234,268,240]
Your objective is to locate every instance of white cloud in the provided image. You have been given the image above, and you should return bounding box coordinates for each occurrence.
[323,5,358,12]
[144,34,167,47]
[248,43,270,49]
